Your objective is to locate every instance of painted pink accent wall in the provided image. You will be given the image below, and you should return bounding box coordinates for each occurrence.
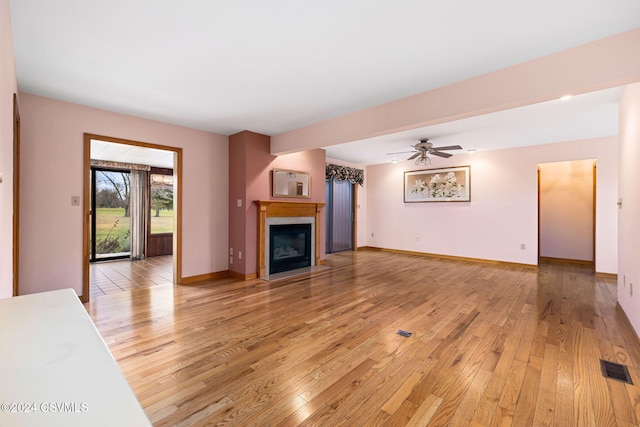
[19,93,229,297]
[366,136,617,273]
[539,160,595,261]
[618,82,640,335]
[0,0,17,299]
[229,131,274,275]
[228,131,326,276]
[272,28,640,154]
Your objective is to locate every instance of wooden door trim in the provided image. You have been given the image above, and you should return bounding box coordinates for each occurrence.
[537,166,540,265]
[352,183,358,251]
[83,133,183,303]
[13,94,20,296]
[593,161,597,271]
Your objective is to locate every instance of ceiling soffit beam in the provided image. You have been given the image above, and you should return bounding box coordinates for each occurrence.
[271,27,640,155]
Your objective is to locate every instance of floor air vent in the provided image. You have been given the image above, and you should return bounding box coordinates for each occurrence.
[600,359,633,384]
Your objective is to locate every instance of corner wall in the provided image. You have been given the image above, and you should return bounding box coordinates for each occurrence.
[0,0,17,298]
[618,82,640,334]
[229,131,326,276]
[19,93,229,297]
[366,136,617,273]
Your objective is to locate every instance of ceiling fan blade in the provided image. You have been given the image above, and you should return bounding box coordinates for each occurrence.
[387,150,415,155]
[430,151,453,158]
[432,145,462,151]
[408,152,420,160]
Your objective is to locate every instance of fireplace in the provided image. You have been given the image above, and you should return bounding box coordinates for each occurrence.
[256,201,325,278]
[269,224,312,274]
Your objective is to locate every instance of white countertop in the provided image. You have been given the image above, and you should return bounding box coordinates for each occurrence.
[0,289,151,427]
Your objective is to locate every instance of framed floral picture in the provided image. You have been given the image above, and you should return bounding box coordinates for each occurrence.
[404,166,471,203]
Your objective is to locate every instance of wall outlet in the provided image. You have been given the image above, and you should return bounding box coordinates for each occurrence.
[229,256,233,265]
[371,232,374,238]
[238,251,242,260]
[237,199,242,207]
[416,236,420,242]
[520,243,526,250]
[71,196,80,206]
[230,248,233,256]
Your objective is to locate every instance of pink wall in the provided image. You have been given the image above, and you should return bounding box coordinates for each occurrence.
[539,160,595,261]
[228,131,248,274]
[272,28,640,154]
[19,94,229,297]
[366,136,617,273]
[229,131,326,276]
[618,83,640,335]
[228,131,273,275]
[0,0,17,298]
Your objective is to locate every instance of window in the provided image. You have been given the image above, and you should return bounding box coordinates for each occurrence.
[150,173,174,234]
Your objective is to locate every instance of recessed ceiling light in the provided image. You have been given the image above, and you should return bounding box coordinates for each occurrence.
[390,158,399,163]
[466,148,477,153]
[560,95,572,101]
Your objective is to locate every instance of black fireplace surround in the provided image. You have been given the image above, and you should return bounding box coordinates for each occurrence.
[269,223,312,274]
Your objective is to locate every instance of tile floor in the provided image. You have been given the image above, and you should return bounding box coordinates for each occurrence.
[90,255,173,298]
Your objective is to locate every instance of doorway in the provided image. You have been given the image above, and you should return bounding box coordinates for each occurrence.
[538,159,596,267]
[82,133,183,303]
[326,179,356,253]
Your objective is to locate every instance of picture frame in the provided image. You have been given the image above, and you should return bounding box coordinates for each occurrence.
[404,165,470,203]
[272,168,311,198]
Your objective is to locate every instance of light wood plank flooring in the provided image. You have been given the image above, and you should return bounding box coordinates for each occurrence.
[84,250,640,426]
[90,255,173,298]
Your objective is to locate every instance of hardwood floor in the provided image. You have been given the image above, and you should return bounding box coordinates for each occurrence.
[90,255,173,298]
[84,250,640,426]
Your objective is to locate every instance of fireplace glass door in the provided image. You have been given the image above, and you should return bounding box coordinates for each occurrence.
[269,224,312,274]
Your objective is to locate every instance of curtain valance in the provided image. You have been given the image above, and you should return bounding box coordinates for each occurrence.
[326,164,364,186]
[90,159,151,171]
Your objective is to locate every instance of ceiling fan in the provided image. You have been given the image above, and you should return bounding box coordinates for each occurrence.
[388,138,463,165]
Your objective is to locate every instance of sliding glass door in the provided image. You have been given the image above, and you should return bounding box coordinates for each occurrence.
[326,179,354,253]
[90,168,131,261]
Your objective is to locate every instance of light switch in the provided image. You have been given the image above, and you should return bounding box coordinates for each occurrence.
[71,196,80,206]
[237,199,242,207]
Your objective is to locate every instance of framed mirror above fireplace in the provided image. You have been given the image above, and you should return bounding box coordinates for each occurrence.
[272,169,311,198]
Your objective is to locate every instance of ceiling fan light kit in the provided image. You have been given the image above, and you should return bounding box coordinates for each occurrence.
[415,154,431,166]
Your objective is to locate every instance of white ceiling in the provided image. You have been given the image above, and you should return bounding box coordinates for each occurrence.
[9,1,640,164]
[325,86,624,165]
[91,139,174,168]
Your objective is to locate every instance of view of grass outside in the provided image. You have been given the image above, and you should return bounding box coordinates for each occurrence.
[151,209,173,233]
[95,207,130,254]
